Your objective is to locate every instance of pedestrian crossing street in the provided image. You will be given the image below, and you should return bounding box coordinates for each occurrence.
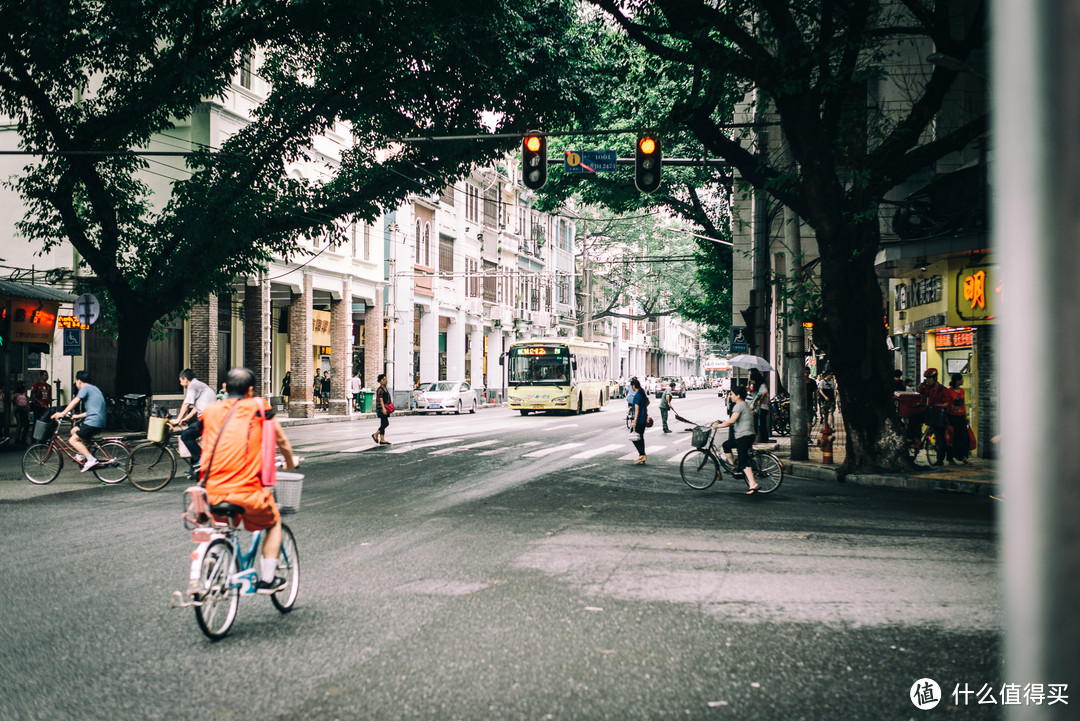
[290,429,707,465]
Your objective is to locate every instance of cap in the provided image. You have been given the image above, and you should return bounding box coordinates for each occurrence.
[923,368,937,377]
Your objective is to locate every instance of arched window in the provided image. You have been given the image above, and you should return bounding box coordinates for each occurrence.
[415,220,423,264]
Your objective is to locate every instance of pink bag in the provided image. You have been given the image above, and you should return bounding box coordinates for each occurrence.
[259,399,278,487]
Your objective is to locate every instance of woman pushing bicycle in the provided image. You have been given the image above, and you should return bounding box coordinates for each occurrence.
[200,367,297,594]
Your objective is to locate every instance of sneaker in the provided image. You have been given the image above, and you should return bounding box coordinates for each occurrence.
[74,453,86,463]
[254,577,286,594]
[80,457,99,472]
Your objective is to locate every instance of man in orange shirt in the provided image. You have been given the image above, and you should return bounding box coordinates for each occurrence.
[200,367,297,593]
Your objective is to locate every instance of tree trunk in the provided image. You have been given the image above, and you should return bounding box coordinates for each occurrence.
[112,312,155,397]
[815,221,910,473]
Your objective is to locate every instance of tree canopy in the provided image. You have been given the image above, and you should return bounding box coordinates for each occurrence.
[0,0,597,392]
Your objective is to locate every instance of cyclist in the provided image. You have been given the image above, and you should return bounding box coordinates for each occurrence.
[169,369,217,476]
[51,370,107,472]
[200,367,297,593]
[711,385,759,494]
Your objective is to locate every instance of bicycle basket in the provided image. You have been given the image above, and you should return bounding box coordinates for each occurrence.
[273,472,304,514]
[32,418,58,443]
[691,425,712,449]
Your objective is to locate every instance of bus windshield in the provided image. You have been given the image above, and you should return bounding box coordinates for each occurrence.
[508,346,571,386]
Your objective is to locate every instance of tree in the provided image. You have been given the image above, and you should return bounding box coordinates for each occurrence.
[590,0,987,470]
[535,10,736,343]
[0,0,595,393]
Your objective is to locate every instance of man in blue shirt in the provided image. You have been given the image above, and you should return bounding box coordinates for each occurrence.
[52,370,107,472]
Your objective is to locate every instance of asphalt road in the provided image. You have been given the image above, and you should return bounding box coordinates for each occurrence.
[0,391,1002,720]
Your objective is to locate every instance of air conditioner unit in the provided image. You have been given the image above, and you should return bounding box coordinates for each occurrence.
[512,308,525,321]
[466,298,483,316]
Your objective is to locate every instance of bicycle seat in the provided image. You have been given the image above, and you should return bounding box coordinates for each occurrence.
[208,502,245,517]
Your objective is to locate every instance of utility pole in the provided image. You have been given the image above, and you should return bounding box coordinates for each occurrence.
[783,138,808,460]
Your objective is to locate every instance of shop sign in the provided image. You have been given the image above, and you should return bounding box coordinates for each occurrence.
[950,264,997,325]
[58,315,91,330]
[936,329,973,349]
[312,310,332,346]
[9,298,60,342]
[894,275,943,310]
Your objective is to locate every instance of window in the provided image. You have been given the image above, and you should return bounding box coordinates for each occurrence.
[240,49,253,89]
[558,272,570,304]
[439,235,454,278]
[483,186,498,228]
[467,259,479,297]
[531,287,540,311]
[483,260,497,302]
[466,184,480,224]
[440,184,455,206]
[415,221,431,266]
[363,222,371,260]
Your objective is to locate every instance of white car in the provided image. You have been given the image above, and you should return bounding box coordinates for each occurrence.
[415,381,478,414]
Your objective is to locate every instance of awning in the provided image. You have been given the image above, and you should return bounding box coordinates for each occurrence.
[0,278,78,303]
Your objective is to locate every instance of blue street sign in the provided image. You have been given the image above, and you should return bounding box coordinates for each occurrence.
[730,326,748,354]
[564,150,617,174]
[63,328,82,356]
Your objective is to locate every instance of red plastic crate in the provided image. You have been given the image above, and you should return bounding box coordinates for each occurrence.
[894,391,925,418]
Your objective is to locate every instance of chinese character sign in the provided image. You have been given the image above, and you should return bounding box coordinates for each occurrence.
[964,270,986,310]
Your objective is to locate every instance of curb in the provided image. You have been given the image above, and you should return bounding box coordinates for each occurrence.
[781,459,991,495]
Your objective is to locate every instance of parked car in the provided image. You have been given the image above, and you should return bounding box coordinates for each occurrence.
[415,381,478,414]
[656,376,687,399]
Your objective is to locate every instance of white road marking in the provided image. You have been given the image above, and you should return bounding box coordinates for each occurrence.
[570,444,623,459]
[523,443,585,458]
[476,441,543,456]
[429,440,500,455]
[386,438,464,454]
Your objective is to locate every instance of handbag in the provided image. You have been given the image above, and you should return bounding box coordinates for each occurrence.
[385,401,395,414]
[645,417,654,428]
[259,399,278,488]
[968,425,977,451]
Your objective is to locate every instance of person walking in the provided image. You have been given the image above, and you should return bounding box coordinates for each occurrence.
[347,371,362,412]
[945,373,971,465]
[280,371,292,408]
[312,372,322,409]
[628,377,649,464]
[749,369,770,442]
[372,373,392,445]
[659,380,675,433]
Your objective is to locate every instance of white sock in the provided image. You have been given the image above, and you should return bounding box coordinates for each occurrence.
[260,556,278,582]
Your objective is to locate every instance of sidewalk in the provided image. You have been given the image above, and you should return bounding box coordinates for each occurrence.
[762,434,997,495]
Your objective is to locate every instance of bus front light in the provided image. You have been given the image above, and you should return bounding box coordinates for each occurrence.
[552,395,569,405]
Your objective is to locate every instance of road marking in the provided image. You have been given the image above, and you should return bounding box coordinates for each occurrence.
[386,437,464,454]
[476,441,543,456]
[523,443,584,458]
[570,444,623,459]
[537,423,579,432]
[618,445,667,461]
[429,440,499,455]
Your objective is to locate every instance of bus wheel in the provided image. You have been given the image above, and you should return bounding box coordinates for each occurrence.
[576,394,584,415]
[519,410,530,416]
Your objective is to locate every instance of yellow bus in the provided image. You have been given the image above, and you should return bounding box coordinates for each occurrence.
[506,338,611,415]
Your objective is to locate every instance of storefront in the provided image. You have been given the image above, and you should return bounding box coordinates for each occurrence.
[889,256,998,455]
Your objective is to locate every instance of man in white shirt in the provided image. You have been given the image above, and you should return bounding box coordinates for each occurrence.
[347,371,362,412]
[169,369,216,474]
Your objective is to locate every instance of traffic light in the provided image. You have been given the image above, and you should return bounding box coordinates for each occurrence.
[635,135,662,193]
[521,134,547,190]
[0,301,9,349]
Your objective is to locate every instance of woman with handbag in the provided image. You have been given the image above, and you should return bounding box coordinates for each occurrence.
[628,377,650,465]
[945,373,971,465]
[373,373,393,445]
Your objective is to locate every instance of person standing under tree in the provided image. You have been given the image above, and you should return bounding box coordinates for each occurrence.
[372,374,392,444]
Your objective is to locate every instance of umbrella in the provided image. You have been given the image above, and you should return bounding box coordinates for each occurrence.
[728,354,774,372]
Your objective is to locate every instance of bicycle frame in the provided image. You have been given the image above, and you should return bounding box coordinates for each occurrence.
[44,424,123,465]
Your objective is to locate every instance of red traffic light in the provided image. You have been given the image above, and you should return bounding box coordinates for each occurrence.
[635,135,662,193]
[524,135,543,153]
[638,136,657,155]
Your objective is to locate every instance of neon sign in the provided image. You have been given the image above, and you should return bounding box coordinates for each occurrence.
[514,346,562,356]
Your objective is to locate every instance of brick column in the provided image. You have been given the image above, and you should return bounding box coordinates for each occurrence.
[190,296,218,387]
[244,276,270,399]
[363,287,384,388]
[288,274,314,418]
[329,279,351,415]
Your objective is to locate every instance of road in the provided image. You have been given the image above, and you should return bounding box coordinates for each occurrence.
[0,391,1002,720]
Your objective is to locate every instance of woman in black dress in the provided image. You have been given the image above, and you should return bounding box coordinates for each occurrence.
[373,373,392,444]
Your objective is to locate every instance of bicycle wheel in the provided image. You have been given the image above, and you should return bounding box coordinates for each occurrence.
[195,540,240,640]
[121,410,144,433]
[269,524,301,613]
[680,449,719,490]
[92,441,131,484]
[22,443,62,484]
[127,442,176,491]
[625,410,633,430]
[752,452,784,494]
[923,432,942,466]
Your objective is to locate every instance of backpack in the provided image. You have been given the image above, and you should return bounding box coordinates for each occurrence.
[14,392,28,408]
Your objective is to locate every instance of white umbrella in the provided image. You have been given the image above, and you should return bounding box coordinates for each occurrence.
[728,354,774,372]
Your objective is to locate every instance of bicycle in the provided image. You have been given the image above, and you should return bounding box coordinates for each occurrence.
[679,424,784,493]
[625,405,634,430]
[21,416,132,485]
[127,424,180,492]
[170,474,302,640]
[906,421,942,466]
